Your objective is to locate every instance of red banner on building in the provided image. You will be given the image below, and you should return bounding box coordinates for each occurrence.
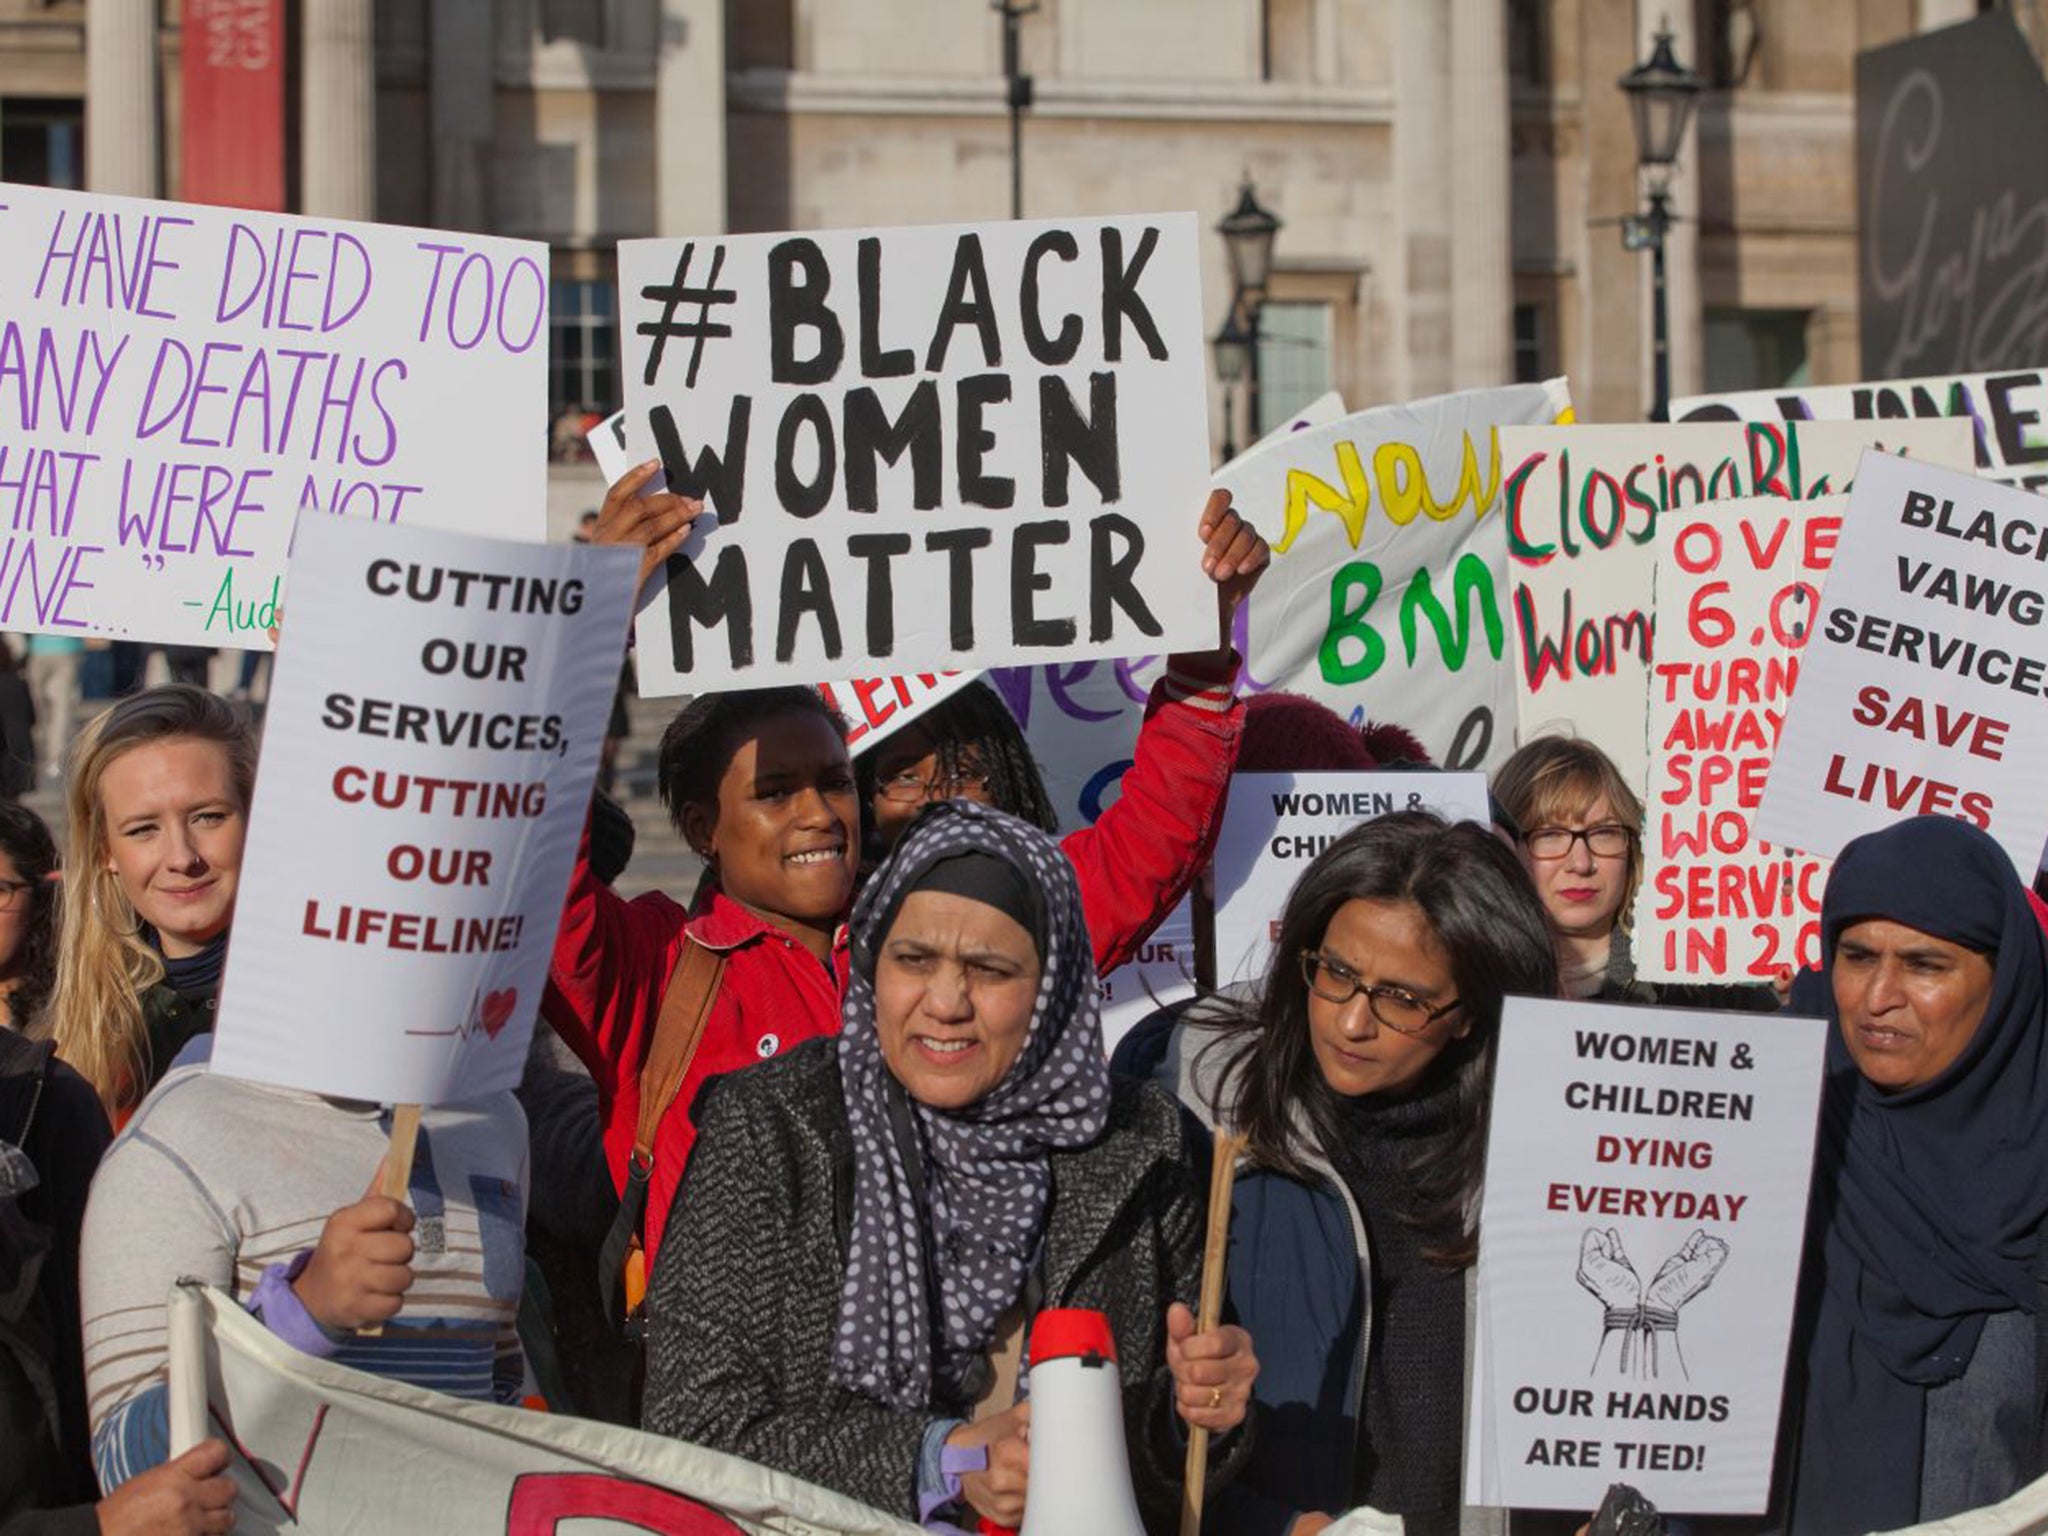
[180,0,285,211]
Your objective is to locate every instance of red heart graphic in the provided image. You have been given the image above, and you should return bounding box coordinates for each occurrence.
[478,988,518,1040]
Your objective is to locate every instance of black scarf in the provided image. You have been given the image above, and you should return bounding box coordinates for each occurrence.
[1792,815,2048,1532]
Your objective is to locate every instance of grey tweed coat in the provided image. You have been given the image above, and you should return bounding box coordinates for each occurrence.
[642,1037,1249,1531]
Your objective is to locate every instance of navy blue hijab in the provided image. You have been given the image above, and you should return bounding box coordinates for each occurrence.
[1791,816,2048,1532]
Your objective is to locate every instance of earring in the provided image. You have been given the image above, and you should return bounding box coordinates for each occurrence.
[89,872,142,939]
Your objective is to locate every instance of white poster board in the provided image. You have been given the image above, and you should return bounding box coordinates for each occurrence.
[1210,770,1492,987]
[211,516,637,1105]
[1675,370,2048,492]
[1756,453,2048,875]
[1505,421,1973,793]
[617,214,1215,692]
[1466,997,1828,1515]
[0,184,548,645]
[1097,901,1197,1057]
[1631,496,1840,984]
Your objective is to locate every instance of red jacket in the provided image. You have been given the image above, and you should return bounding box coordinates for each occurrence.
[544,656,1242,1264]
[545,865,847,1265]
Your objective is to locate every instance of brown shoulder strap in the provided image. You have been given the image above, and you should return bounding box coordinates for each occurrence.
[632,937,727,1165]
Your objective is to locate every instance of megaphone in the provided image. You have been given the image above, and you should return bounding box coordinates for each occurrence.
[1014,1308,1149,1536]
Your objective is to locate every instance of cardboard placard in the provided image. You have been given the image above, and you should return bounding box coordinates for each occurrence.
[1756,453,2048,875]
[617,214,1215,692]
[1505,421,1973,794]
[1632,496,1840,984]
[1097,901,1197,1057]
[1466,997,1828,1515]
[1675,370,2048,492]
[210,516,637,1105]
[1210,770,1492,987]
[0,184,548,646]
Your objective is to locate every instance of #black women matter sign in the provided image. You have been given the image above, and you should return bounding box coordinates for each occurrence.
[618,214,1213,692]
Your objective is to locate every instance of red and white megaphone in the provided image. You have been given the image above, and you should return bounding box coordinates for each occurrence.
[1008,1308,1149,1536]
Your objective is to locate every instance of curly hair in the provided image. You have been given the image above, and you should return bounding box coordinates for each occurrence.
[0,800,59,1033]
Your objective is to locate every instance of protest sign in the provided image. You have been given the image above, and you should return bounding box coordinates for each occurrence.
[992,383,1572,835]
[166,1282,920,1536]
[1097,902,1197,1055]
[210,516,637,1106]
[1210,770,1492,986]
[617,214,1215,692]
[1466,996,1828,1515]
[1674,371,2048,492]
[1631,496,1840,984]
[1756,454,2048,876]
[0,184,549,646]
[1506,421,1972,793]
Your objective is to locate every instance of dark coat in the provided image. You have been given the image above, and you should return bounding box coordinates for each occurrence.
[643,1036,1247,1532]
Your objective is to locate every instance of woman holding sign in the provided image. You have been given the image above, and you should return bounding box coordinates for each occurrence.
[1492,736,1782,1012]
[47,686,256,1120]
[1779,815,2048,1532]
[1147,813,1557,1536]
[643,800,1256,1532]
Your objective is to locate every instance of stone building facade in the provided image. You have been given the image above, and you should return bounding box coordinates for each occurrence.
[0,0,2024,443]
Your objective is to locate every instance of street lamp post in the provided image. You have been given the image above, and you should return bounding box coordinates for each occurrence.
[1216,180,1281,440]
[1212,311,1251,461]
[1619,26,1701,422]
[992,1,1039,220]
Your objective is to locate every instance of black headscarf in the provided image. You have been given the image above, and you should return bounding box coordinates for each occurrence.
[831,800,1111,1411]
[1792,815,2048,1532]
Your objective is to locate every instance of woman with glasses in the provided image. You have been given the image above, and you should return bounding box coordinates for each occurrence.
[1145,811,1557,1535]
[856,489,1270,976]
[1492,735,1782,1011]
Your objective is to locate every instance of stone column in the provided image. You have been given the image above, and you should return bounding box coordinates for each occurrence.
[656,0,727,236]
[86,0,160,196]
[1393,0,1452,400]
[302,0,377,220]
[430,0,494,231]
[1449,0,1513,388]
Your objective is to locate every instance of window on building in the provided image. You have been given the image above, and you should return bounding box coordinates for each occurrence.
[1700,0,1760,89]
[1508,0,1548,87]
[539,0,607,47]
[1514,303,1547,384]
[1703,308,1810,393]
[1255,300,1333,435]
[549,277,619,459]
[1,99,84,190]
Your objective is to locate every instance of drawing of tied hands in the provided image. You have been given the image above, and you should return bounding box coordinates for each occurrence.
[1576,1227,1729,1379]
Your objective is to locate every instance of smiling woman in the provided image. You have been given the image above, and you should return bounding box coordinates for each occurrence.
[47,686,256,1121]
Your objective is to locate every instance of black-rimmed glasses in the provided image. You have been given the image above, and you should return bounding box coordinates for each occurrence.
[1521,824,1635,860]
[1299,950,1462,1035]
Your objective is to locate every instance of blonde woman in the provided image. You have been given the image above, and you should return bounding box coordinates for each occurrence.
[48,685,256,1122]
[1492,734,1783,1010]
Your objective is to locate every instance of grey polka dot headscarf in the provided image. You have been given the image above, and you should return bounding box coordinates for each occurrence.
[832,799,1110,1411]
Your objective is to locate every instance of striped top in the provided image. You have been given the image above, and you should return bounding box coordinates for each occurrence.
[80,1066,528,1487]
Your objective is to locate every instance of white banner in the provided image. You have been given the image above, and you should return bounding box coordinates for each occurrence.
[1211,770,1492,988]
[618,215,1215,692]
[1466,997,1828,1516]
[1505,420,1972,794]
[1757,453,2048,875]
[212,516,637,1106]
[1632,496,1839,984]
[165,1281,919,1535]
[0,184,548,646]
[1674,370,2048,492]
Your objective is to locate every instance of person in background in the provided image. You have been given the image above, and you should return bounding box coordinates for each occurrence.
[0,804,58,1035]
[1779,815,2048,1532]
[857,489,1271,977]
[46,686,255,1121]
[0,648,34,802]
[1144,812,1557,1536]
[21,635,78,791]
[644,801,1256,1532]
[1491,734,1782,1010]
[1,1024,237,1536]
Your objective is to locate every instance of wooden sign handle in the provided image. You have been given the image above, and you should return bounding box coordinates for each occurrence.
[1179,1128,1248,1536]
[359,1103,422,1339]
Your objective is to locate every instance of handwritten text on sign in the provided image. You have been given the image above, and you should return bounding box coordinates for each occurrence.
[1633,497,1838,984]
[0,184,548,646]
[618,215,1215,692]
[1466,997,1827,1515]
[1758,453,2048,875]
[1505,420,1972,795]
[210,517,636,1106]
